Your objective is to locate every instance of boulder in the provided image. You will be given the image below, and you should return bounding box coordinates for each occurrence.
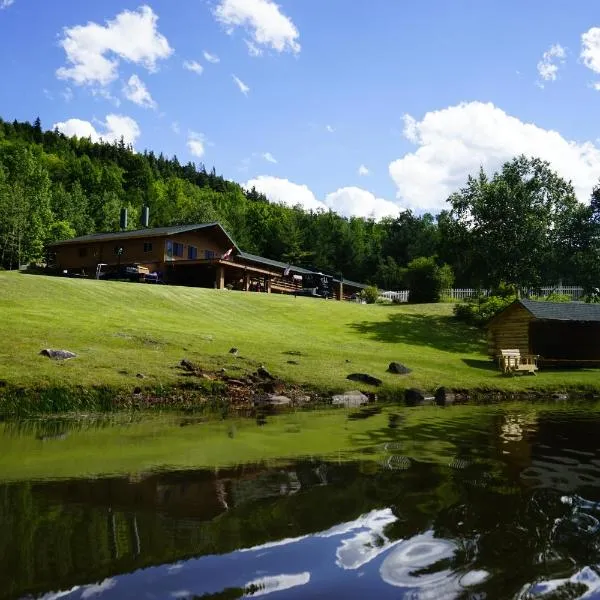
[434,387,456,406]
[346,373,383,387]
[179,359,200,373]
[332,390,369,408]
[259,379,286,394]
[404,388,435,407]
[256,366,276,381]
[268,394,292,406]
[40,349,77,360]
[387,362,412,375]
[229,347,239,355]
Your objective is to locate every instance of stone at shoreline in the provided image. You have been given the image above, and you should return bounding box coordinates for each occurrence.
[40,349,77,360]
[404,388,435,407]
[387,362,412,375]
[179,359,200,373]
[259,379,286,394]
[257,366,276,381]
[229,347,238,356]
[347,373,383,387]
[268,394,292,406]
[332,390,369,408]
[435,387,456,406]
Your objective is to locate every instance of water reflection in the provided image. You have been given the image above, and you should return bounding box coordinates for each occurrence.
[4,406,600,598]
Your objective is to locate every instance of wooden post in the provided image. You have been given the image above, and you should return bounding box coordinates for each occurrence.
[216,265,225,289]
[266,275,272,294]
[337,280,343,301]
[244,271,250,292]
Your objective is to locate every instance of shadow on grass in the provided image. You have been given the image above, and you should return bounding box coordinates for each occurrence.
[349,313,485,354]
[462,358,498,372]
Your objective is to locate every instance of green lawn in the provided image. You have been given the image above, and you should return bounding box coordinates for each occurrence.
[0,271,598,400]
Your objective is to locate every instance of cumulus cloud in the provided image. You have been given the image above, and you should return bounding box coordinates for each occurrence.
[214,0,300,55]
[245,176,401,219]
[122,74,156,108]
[389,101,600,212]
[56,6,172,87]
[203,51,220,64]
[232,74,250,95]
[326,187,401,220]
[53,114,141,146]
[183,60,203,75]
[1,0,15,9]
[358,164,370,176]
[537,43,566,85]
[325,124,335,133]
[582,27,600,87]
[262,152,277,163]
[245,176,327,211]
[171,121,180,134]
[246,39,262,57]
[187,132,205,158]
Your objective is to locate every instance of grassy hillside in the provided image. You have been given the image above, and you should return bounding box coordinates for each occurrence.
[0,271,598,401]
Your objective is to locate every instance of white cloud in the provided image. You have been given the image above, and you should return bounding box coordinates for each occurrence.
[171,121,180,134]
[232,74,250,95]
[245,176,327,211]
[245,176,401,219]
[262,152,277,163]
[183,60,204,76]
[53,114,141,146]
[214,0,300,55]
[537,43,566,84]
[358,164,370,176]
[62,87,74,102]
[389,101,600,212]
[187,132,205,158]
[325,187,401,220]
[1,0,15,9]
[245,39,263,57]
[43,89,53,100]
[122,74,156,109]
[56,6,173,87]
[203,50,220,64]
[325,124,334,133]
[582,27,600,88]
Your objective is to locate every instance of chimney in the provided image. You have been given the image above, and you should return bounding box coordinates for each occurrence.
[141,206,150,228]
[120,207,128,230]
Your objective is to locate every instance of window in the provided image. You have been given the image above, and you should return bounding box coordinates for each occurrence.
[188,245,198,260]
[204,250,215,260]
[78,247,87,258]
[143,242,153,253]
[173,242,184,257]
[166,240,173,259]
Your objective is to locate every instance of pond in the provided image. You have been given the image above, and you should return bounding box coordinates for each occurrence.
[2,403,600,599]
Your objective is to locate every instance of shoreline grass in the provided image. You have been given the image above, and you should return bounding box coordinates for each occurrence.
[1,271,599,414]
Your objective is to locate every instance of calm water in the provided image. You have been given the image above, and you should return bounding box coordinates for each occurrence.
[3,405,600,599]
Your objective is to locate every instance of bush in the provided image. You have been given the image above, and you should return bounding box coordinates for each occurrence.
[453,294,515,327]
[537,292,571,303]
[360,285,379,304]
[405,257,454,303]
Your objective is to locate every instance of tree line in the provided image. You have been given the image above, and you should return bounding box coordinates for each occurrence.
[1,116,599,292]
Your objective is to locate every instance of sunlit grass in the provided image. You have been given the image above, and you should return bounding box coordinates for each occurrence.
[1,271,599,406]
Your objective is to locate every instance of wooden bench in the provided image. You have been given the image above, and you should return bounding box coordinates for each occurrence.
[498,349,539,375]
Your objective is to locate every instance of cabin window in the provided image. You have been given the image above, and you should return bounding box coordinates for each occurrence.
[78,247,87,258]
[143,242,153,253]
[204,250,215,260]
[173,242,184,257]
[166,240,173,258]
[188,246,198,259]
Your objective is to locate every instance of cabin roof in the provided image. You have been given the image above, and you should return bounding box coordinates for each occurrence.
[490,298,600,325]
[48,223,236,247]
[236,251,315,275]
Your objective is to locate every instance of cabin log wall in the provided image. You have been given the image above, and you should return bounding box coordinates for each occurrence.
[487,304,534,358]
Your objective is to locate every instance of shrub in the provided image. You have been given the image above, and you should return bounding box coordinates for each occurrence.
[405,257,454,303]
[537,292,571,303]
[453,294,515,327]
[360,285,379,304]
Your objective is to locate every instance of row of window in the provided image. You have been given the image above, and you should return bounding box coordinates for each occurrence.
[77,241,216,260]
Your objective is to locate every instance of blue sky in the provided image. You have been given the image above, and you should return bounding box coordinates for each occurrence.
[2,0,600,218]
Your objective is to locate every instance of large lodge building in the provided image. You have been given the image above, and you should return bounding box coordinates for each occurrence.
[49,222,366,300]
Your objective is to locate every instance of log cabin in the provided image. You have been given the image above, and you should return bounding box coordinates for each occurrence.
[48,222,367,300]
[487,299,600,366]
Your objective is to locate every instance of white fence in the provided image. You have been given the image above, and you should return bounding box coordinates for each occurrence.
[380,286,586,303]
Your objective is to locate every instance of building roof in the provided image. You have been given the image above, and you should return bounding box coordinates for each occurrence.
[518,299,600,322]
[48,223,237,247]
[236,251,315,275]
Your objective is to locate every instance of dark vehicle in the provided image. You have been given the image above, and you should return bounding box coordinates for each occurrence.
[300,273,334,299]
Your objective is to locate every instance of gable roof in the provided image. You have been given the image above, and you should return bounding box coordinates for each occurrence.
[49,223,240,250]
[519,298,600,322]
[236,251,315,275]
[489,298,600,326]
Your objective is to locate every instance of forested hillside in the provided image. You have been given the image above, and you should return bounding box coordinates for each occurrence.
[1,116,600,292]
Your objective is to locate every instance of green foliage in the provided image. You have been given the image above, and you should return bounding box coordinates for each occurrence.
[453,294,515,326]
[536,292,571,303]
[405,256,454,303]
[360,285,379,304]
